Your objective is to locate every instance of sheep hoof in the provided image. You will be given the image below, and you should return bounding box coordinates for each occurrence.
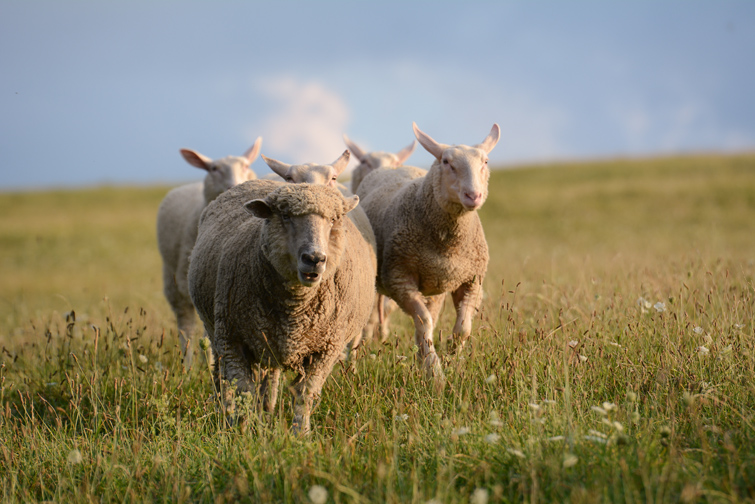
[422,352,446,392]
[291,415,311,436]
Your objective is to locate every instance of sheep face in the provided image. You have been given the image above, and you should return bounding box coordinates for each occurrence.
[262,151,350,188]
[244,185,359,287]
[437,146,490,211]
[414,123,500,212]
[344,135,417,174]
[180,137,262,202]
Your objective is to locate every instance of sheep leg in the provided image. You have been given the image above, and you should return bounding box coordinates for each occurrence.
[260,368,282,412]
[379,295,398,342]
[290,351,341,435]
[449,281,482,353]
[212,321,257,421]
[174,250,197,369]
[396,292,446,391]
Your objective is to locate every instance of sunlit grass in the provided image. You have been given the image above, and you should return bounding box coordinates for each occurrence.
[1,154,754,502]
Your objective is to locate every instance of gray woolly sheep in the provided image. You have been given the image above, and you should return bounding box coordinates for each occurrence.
[343,134,417,193]
[156,138,261,368]
[188,180,376,433]
[356,123,500,389]
[261,151,380,348]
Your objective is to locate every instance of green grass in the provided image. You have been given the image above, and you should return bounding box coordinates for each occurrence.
[1,154,754,503]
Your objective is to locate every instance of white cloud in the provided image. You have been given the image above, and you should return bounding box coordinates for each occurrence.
[253,76,351,166]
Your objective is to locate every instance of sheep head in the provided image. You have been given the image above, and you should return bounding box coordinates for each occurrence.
[413,123,500,212]
[343,134,417,172]
[261,151,350,188]
[180,136,262,202]
[244,184,359,287]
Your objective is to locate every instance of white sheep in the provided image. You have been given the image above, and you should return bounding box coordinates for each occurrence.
[356,123,500,389]
[156,138,261,368]
[342,134,417,193]
[188,180,376,433]
[260,151,380,348]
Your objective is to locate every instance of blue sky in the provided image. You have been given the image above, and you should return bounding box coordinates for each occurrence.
[1,1,754,189]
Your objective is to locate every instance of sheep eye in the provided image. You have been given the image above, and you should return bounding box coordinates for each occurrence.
[442,159,448,165]
[285,177,294,182]
[280,213,291,222]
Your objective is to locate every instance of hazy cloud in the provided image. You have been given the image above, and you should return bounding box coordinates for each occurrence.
[254,77,351,166]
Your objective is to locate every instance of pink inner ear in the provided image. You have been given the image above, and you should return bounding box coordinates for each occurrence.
[180,149,211,170]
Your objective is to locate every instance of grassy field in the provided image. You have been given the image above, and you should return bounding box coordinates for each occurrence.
[1,154,754,503]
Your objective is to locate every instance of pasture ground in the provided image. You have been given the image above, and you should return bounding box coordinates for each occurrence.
[1,154,754,503]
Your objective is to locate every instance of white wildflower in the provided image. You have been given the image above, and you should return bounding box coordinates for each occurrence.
[693,326,704,335]
[484,433,501,444]
[602,402,617,412]
[485,373,497,384]
[653,302,666,313]
[67,449,83,465]
[547,435,565,442]
[543,399,557,405]
[591,406,607,416]
[453,427,471,436]
[369,353,377,360]
[507,448,526,459]
[138,354,148,364]
[578,354,588,362]
[637,297,652,313]
[308,485,328,504]
[734,323,744,330]
[470,488,489,504]
[584,435,608,444]
[697,346,710,356]
[528,403,541,412]
[568,340,579,348]
[613,421,625,432]
[703,333,713,344]
[563,453,578,468]
[588,429,608,439]
[395,414,409,422]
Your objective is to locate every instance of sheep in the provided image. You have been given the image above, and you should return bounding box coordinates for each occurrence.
[356,123,500,390]
[187,180,376,433]
[260,151,380,348]
[156,138,261,369]
[343,134,417,193]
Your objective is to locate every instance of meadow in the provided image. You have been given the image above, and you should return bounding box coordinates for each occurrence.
[1,154,754,503]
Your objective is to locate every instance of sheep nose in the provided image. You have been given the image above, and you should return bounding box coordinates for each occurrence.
[463,191,483,206]
[301,251,327,268]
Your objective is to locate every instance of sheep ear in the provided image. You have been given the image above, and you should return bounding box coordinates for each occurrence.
[343,134,366,161]
[343,194,359,214]
[261,155,291,178]
[243,137,262,163]
[395,139,417,165]
[180,149,213,171]
[331,150,351,176]
[244,199,273,219]
[413,123,448,160]
[477,124,500,154]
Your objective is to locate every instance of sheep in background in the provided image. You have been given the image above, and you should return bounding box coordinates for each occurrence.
[188,180,376,434]
[156,138,261,369]
[260,151,380,348]
[343,134,417,193]
[356,123,500,390]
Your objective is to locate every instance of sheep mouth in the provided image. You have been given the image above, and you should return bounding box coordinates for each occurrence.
[298,271,322,286]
